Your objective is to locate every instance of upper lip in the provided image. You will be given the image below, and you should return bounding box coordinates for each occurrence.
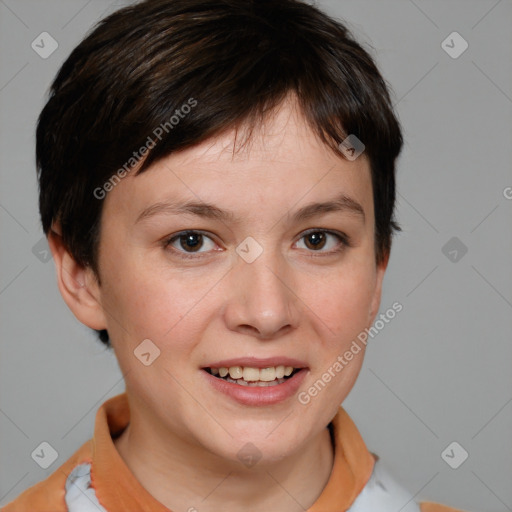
[204,357,308,369]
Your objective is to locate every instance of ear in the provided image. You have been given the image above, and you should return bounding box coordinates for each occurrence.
[368,252,389,325]
[47,224,108,331]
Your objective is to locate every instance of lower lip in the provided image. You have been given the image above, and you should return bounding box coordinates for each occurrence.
[202,369,308,406]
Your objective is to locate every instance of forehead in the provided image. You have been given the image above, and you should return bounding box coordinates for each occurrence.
[101,96,374,225]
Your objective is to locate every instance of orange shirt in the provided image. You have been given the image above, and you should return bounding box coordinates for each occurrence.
[2,393,467,512]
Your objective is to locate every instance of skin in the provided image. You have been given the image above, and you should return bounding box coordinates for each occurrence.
[49,94,388,512]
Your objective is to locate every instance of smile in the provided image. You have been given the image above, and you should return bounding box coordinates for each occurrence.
[202,359,308,406]
[205,365,300,387]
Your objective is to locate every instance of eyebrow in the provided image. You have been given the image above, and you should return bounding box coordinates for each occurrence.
[135,192,365,225]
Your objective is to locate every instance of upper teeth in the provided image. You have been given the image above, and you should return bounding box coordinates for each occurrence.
[212,365,295,381]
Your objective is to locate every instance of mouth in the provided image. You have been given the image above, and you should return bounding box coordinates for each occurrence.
[201,359,309,405]
[204,365,302,387]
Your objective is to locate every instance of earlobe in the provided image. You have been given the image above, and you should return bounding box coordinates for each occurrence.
[47,226,108,331]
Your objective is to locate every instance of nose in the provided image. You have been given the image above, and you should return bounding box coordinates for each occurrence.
[223,247,300,340]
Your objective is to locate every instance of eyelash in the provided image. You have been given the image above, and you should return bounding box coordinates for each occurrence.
[162,229,351,260]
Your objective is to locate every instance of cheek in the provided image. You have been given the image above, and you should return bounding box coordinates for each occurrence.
[304,261,377,342]
[113,275,209,344]
[98,244,210,348]
[101,260,209,393]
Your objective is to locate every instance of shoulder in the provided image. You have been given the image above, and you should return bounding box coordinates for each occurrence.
[349,457,470,512]
[1,440,93,512]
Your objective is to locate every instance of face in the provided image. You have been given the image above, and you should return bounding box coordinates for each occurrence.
[87,96,386,465]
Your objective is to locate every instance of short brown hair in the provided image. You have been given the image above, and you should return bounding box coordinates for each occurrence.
[36,0,403,346]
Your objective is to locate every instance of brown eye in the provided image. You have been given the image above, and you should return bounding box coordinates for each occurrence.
[304,232,327,250]
[178,232,203,252]
[164,230,218,258]
[295,230,349,255]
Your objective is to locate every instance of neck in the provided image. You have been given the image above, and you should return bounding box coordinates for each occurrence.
[114,410,334,512]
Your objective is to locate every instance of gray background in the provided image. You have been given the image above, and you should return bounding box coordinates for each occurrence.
[1,1,511,510]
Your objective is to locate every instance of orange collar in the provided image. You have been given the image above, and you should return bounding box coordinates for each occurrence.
[90,393,375,512]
